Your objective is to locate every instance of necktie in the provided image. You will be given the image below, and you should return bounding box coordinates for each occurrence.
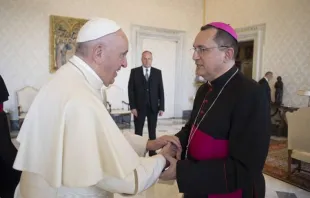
[145,68,149,81]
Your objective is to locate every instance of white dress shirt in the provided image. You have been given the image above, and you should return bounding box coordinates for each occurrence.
[143,66,151,77]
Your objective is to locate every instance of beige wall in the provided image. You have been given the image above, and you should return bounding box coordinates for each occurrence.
[205,0,310,107]
[0,0,203,119]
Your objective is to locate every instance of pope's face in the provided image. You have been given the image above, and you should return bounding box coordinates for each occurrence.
[94,30,128,86]
[105,30,128,85]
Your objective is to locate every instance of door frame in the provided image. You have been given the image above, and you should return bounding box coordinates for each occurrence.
[236,24,266,81]
[131,24,185,118]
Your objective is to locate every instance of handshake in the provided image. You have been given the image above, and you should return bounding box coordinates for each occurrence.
[146,135,182,180]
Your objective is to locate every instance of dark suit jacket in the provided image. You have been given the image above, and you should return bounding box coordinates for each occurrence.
[258,77,271,102]
[128,66,165,113]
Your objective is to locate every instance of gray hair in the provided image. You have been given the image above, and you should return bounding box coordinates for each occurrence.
[75,42,90,57]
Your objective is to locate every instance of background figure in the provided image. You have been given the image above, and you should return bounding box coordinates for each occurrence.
[259,71,273,103]
[0,75,21,198]
[274,76,283,105]
[128,51,165,156]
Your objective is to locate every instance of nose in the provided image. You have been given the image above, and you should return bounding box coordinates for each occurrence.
[121,57,128,68]
[192,50,200,60]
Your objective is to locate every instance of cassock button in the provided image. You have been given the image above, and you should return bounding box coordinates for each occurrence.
[204,100,208,103]
[200,111,204,115]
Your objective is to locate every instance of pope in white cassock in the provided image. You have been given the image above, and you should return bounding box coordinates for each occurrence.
[12,18,181,198]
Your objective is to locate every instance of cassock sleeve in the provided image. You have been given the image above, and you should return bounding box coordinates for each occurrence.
[176,86,270,195]
[175,85,205,159]
[96,155,166,195]
[123,131,148,157]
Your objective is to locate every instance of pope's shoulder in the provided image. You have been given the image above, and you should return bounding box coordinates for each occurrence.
[40,65,102,105]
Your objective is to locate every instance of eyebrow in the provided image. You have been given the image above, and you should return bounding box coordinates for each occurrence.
[193,45,207,48]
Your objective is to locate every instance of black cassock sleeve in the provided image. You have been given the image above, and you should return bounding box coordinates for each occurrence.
[175,85,206,158]
[175,120,191,160]
[175,86,270,195]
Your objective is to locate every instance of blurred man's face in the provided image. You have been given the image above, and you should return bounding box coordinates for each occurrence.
[267,73,273,81]
[141,52,152,68]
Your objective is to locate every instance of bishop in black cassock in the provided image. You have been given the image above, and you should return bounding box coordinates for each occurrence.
[160,22,270,198]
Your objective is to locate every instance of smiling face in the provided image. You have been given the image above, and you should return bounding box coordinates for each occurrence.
[92,30,129,86]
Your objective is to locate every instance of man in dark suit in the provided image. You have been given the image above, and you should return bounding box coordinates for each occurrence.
[258,71,273,103]
[128,51,165,156]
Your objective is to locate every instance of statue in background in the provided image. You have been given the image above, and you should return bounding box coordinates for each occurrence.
[274,76,283,105]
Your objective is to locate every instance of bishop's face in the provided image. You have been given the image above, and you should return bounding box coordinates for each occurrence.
[192,28,227,81]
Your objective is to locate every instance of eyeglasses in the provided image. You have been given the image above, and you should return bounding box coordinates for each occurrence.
[191,46,231,55]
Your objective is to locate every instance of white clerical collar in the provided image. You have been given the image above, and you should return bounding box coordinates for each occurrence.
[264,77,269,82]
[69,55,107,91]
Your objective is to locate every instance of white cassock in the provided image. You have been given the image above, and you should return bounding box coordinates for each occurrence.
[13,55,166,198]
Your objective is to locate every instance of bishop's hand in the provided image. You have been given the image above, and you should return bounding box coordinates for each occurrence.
[159,142,176,158]
[159,142,181,168]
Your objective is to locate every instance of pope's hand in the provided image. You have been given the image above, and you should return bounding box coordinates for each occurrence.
[146,135,182,152]
[159,154,177,181]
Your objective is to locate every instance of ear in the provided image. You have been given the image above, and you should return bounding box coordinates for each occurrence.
[93,44,104,63]
[224,48,234,62]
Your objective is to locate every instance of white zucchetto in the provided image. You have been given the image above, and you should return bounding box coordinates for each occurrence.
[76,18,121,43]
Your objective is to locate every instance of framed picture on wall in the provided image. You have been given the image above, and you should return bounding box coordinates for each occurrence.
[49,15,87,73]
